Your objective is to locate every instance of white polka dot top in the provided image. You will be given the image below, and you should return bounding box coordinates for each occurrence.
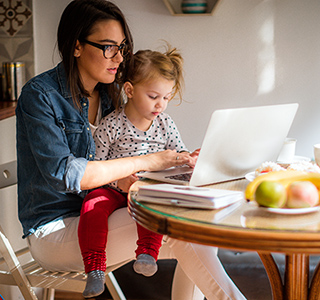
[94,106,189,161]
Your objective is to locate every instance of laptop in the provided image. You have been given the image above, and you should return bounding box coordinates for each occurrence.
[138,103,299,186]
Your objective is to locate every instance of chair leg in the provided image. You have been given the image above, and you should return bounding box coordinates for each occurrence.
[105,272,126,300]
[42,288,55,300]
[0,229,38,300]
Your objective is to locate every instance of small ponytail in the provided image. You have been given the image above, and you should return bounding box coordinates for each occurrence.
[125,42,185,103]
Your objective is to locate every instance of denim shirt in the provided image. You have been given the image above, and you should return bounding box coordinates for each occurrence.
[16,62,114,237]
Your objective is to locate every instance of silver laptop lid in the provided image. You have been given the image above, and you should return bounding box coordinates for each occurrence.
[189,103,299,186]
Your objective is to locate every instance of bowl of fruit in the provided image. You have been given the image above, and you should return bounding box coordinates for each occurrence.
[245,170,320,214]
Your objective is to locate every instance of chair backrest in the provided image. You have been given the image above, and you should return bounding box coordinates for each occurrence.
[0,161,128,300]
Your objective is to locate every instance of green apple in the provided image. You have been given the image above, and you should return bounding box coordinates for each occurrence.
[255,181,287,208]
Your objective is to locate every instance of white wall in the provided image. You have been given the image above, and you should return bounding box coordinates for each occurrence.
[33,0,320,158]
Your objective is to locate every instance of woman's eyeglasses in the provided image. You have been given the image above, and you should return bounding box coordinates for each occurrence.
[81,39,129,59]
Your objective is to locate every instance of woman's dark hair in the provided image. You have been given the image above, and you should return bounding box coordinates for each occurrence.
[57,0,133,108]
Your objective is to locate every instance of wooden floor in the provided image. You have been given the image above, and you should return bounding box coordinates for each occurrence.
[54,287,118,300]
[55,251,300,300]
[55,291,85,300]
[54,259,176,300]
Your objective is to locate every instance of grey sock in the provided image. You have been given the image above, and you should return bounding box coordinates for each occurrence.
[133,253,158,277]
[83,270,105,298]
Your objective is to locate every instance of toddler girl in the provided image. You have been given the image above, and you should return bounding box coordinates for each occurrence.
[78,45,199,298]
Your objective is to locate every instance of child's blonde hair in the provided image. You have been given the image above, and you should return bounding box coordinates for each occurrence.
[125,44,184,101]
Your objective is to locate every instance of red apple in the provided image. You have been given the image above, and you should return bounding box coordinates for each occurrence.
[286,181,319,208]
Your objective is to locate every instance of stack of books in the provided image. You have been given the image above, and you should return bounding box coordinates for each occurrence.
[136,184,244,209]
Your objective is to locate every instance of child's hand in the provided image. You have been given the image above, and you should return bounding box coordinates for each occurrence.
[186,148,200,168]
[117,174,139,192]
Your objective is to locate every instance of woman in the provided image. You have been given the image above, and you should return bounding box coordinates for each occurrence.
[16,1,246,299]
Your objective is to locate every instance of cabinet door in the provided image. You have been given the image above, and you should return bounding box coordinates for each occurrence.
[0,116,16,164]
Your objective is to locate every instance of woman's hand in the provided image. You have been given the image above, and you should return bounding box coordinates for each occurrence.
[117,174,139,193]
[141,149,191,172]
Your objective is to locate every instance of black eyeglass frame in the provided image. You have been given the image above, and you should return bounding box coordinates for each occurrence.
[81,39,129,59]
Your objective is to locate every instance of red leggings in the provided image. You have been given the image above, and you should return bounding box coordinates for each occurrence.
[78,187,163,273]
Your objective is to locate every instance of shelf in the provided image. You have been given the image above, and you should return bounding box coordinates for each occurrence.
[162,0,221,16]
[0,101,17,120]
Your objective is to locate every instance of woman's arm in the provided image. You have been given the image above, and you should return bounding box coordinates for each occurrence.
[80,149,191,190]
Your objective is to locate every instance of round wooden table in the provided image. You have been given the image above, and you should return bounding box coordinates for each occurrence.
[128,179,320,300]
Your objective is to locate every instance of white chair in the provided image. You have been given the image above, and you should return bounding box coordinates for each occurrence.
[0,160,129,300]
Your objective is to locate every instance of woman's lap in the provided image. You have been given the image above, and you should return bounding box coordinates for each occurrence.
[27,207,246,299]
[28,208,143,271]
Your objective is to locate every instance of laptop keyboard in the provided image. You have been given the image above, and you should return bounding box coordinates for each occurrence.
[165,172,192,182]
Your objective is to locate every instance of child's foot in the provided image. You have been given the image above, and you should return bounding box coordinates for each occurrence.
[83,270,105,298]
[133,253,158,277]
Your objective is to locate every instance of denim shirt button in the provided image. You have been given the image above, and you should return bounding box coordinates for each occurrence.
[83,102,87,106]
[87,127,90,131]
[89,154,93,158]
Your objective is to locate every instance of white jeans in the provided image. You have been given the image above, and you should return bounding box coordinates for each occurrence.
[27,208,246,300]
